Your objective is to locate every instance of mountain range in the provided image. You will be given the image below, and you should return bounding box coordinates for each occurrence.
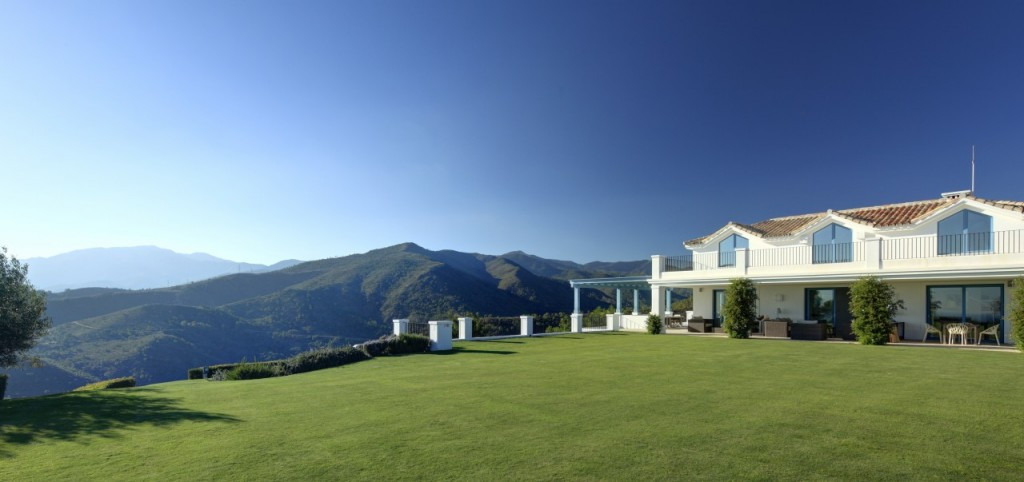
[4,243,650,398]
[24,246,303,291]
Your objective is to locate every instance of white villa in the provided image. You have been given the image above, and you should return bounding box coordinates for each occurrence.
[571,190,1024,345]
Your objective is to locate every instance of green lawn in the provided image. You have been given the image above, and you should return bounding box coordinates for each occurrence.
[2,334,1023,480]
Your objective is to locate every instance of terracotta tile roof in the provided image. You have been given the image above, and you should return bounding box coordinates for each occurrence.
[683,195,1022,247]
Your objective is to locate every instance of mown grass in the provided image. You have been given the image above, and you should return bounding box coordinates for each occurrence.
[1,333,1022,480]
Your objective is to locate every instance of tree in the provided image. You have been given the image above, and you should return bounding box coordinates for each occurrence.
[849,276,903,345]
[0,247,50,367]
[1009,277,1024,352]
[722,278,758,338]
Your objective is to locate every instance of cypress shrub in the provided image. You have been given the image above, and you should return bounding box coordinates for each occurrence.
[286,346,369,375]
[0,374,7,400]
[849,276,904,345]
[723,278,758,338]
[1010,277,1024,351]
[646,314,662,334]
[73,377,136,391]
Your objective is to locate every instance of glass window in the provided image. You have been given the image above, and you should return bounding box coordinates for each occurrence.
[718,234,748,267]
[812,223,853,264]
[937,210,992,255]
[927,285,1003,343]
[807,289,835,324]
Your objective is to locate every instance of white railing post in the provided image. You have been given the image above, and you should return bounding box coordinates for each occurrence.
[607,313,620,331]
[520,315,534,337]
[428,320,453,351]
[651,255,666,279]
[458,317,473,340]
[571,313,583,333]
[393,319,409,336]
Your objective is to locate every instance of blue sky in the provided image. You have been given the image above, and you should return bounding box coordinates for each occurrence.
[2,1,1023,264]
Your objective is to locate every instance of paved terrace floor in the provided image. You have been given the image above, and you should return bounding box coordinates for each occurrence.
[663,328,1017,352]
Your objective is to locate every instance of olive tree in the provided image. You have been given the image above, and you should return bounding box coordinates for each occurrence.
[849,276,903,345]
[723,278,758,338]
[0,247,50,367]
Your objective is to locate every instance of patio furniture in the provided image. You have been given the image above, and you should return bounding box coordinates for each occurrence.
[763,320,789,338]
[666,316,684,329]
[946,323,969,345]
[790,322,828,341]
[977,324,1001,346]
[687,317,711,333]
[922,323,944,343]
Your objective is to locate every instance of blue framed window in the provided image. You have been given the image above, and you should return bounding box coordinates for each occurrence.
[926,285,1003,343]
[937,210,992,255]
[812,223,853,264]
[718,234,748,267]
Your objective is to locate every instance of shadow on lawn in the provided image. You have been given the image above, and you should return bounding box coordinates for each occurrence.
[431,347,516,356]
[0,388,240,457]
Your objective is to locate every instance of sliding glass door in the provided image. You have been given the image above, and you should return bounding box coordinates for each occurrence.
[927,285,1003,342]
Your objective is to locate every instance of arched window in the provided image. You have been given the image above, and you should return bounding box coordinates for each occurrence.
[718,234,748,267]
[812,223,853,263]
[937,210,992,255]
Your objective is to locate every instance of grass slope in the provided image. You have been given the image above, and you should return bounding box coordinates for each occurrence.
[6,335,1021,480]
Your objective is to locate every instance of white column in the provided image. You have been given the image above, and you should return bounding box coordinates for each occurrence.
[520,315,534,337]
[865,237,883,270]
[571,313,583,333]
[393,319,409,336]
[573,287,581,314]
[632,289,639,316]
[651,286,665,318]
[615,288,622,314]
[651,255,666,280]
[458,317,473,340]
[428,320,453,351]
[735,248,749,275]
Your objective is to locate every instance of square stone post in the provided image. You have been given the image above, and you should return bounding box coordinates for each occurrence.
[520,315,534,336]
[392,319,409,336]
[570,313,583,333]
[651,286,665,318]
[458,317,473,340]
[428,320,453,351]
[735,248,749,275]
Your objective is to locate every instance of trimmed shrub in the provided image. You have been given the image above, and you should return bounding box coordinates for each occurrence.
[224,362,284,380]
[1009,277,1024,351]
[188,363,248,380]
[286,346,369,375]
[0,374,7,400]
[723,278,758,338]
[73,377,136,391]
[850,276,904,345]
[646,314,662,334]
[359,334,431,357]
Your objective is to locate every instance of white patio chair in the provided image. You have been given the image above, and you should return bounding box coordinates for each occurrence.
[922,323,944,343]
[946,323,969,346]
[977,324,1001,346]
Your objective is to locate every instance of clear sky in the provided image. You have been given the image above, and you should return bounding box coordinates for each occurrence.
[2,0,1023,264]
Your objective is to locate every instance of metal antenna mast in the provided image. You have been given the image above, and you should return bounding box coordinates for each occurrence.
[971,145,976,193]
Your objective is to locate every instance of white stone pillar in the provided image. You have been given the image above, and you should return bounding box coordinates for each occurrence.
[571,313,583,333]
[607,313,621,331]
[428,320,453,351]
[392,319,409,336]
[573,287,580,314]
[735,248,749,275]
[865,237,883,270]
[666,289,674,316]
[651,286,665,318]
[520,315,534,337]
[632,289,639,316]
[458,317,473,340]
[615,288,622,314]
[651,255,666,280]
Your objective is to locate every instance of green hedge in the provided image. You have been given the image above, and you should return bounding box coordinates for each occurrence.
[0,374,7,400]
[73,377,136,391]
[286,346,369,375]
[360,334,431,357]
[223,362,284,380]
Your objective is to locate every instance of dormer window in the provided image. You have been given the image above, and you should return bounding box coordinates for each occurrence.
[719,234,748,267]
[937,210,992,255]
[812,223,853,263]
